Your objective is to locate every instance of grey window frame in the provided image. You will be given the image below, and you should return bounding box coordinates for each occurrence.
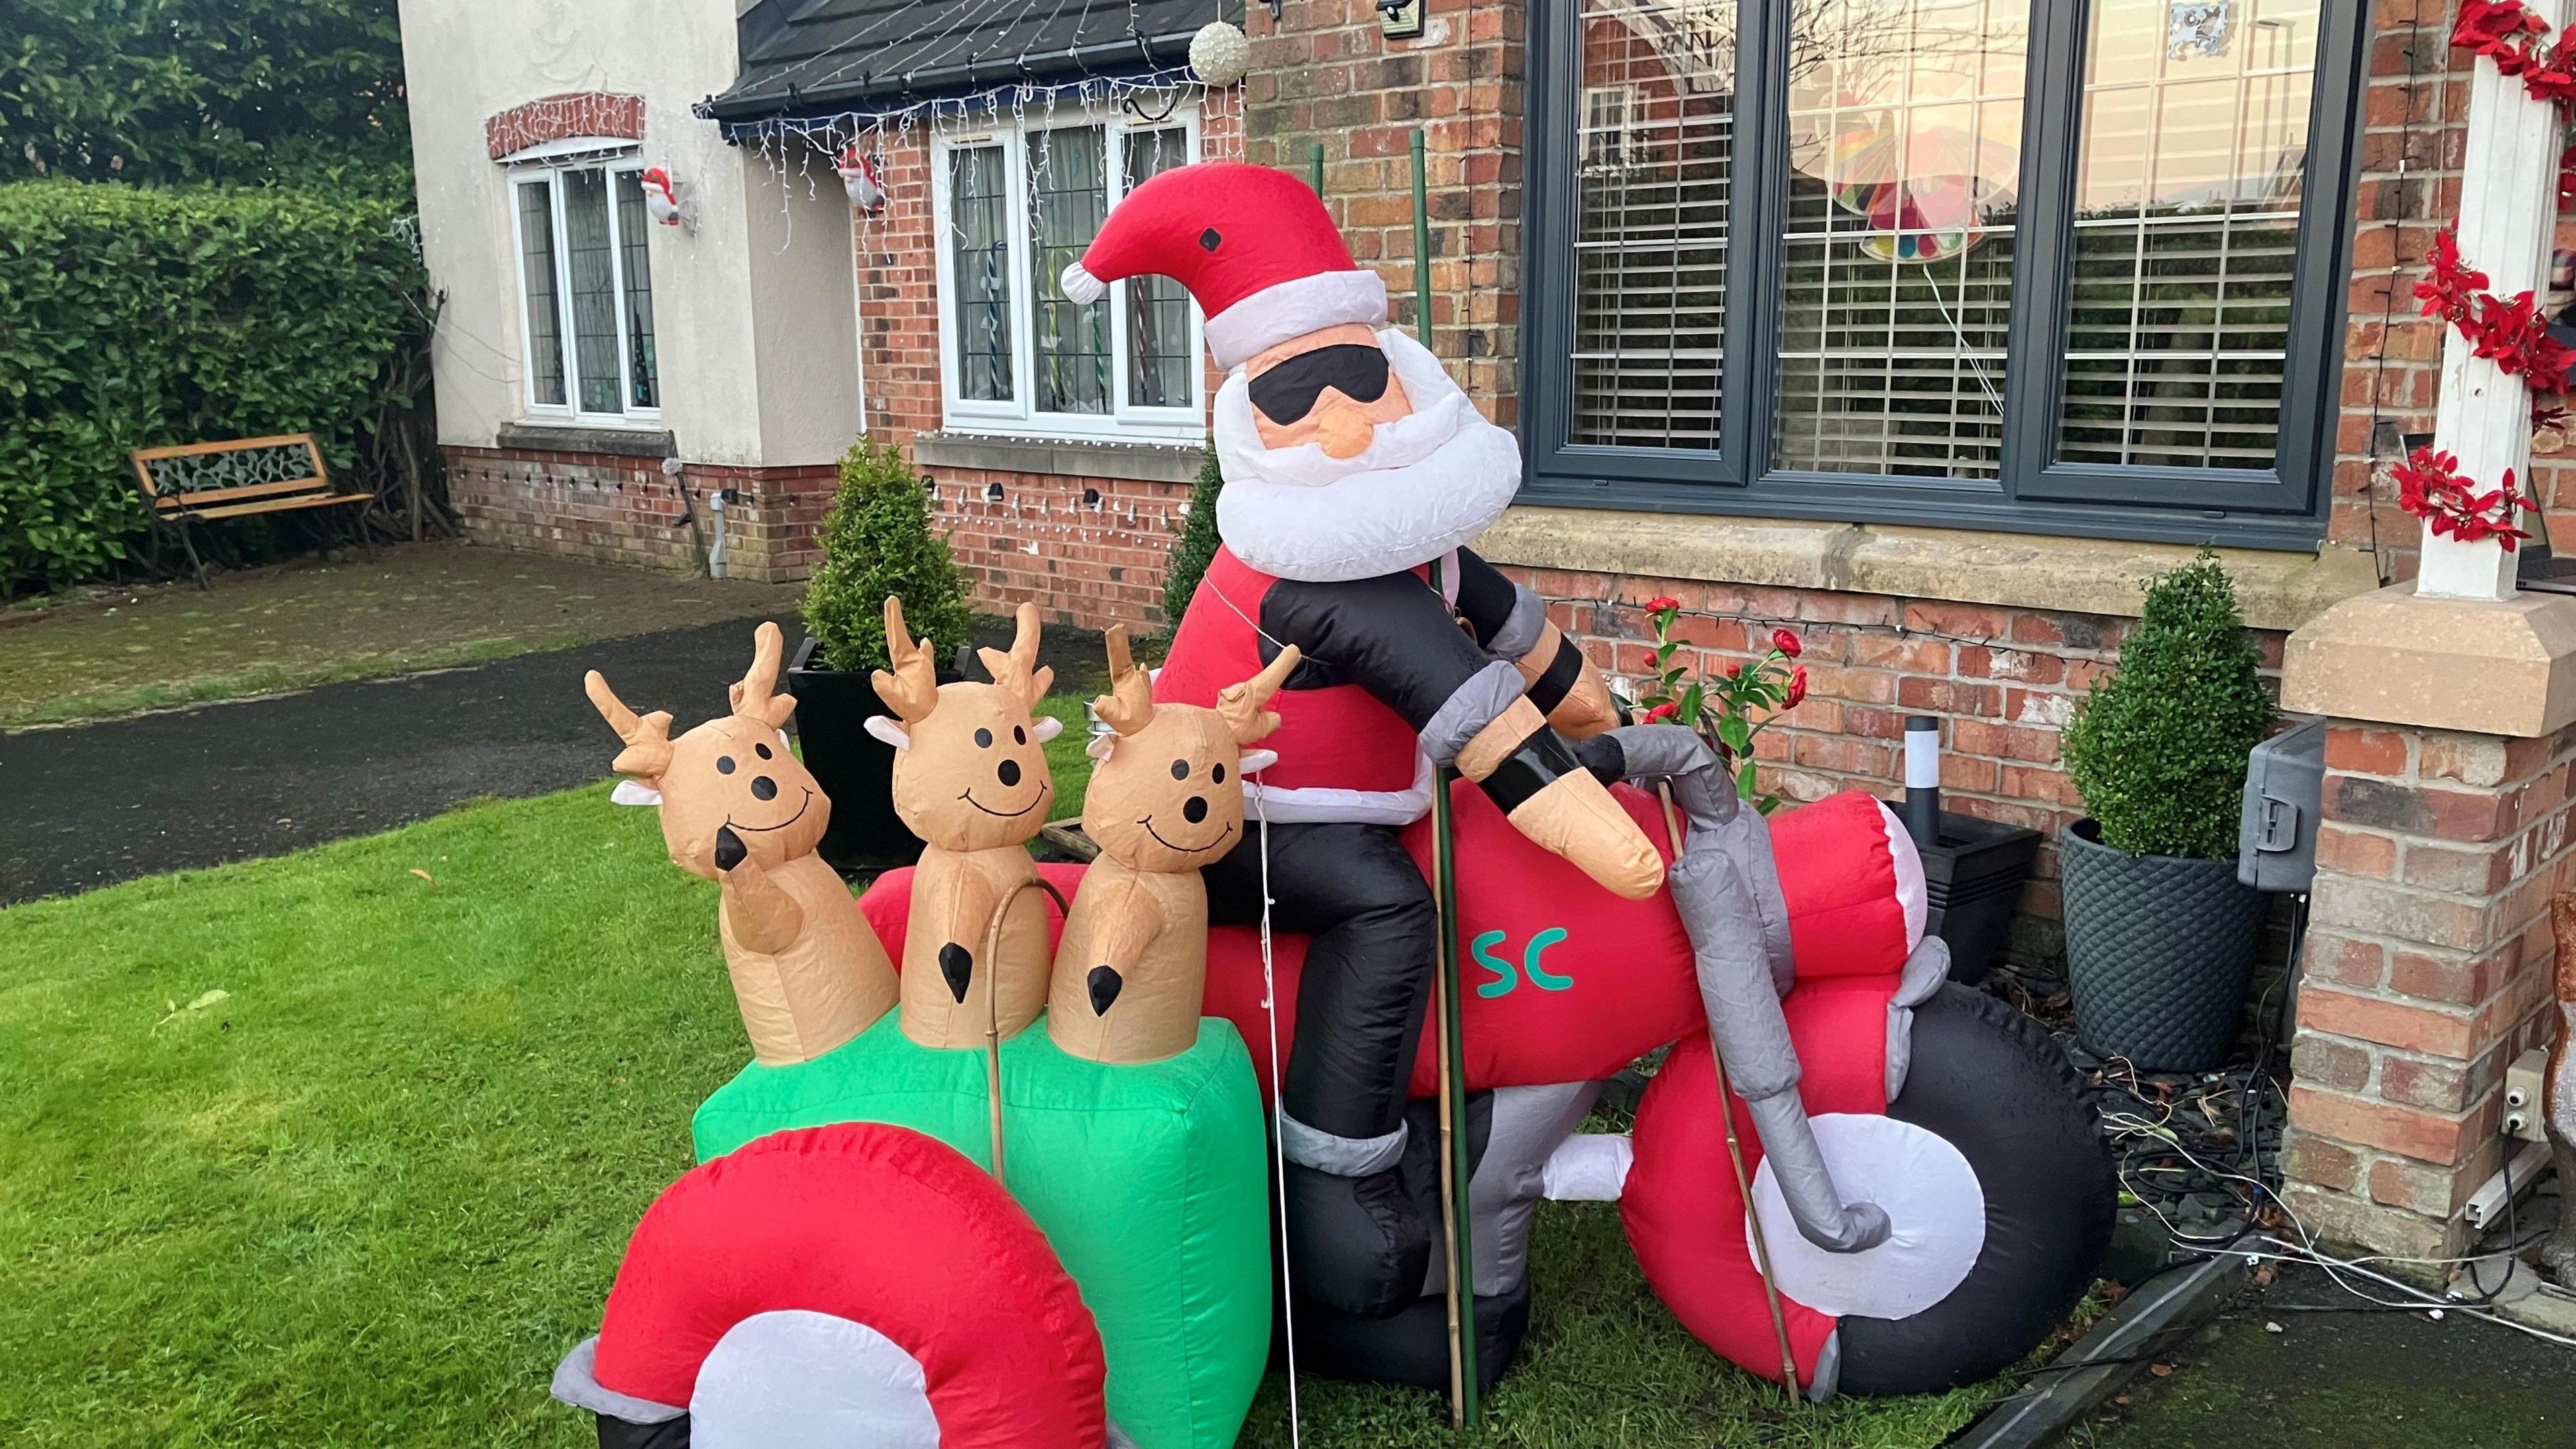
[1519,0,2370,551]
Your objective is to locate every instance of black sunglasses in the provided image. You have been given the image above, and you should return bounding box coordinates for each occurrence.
[1248,344,1391,425]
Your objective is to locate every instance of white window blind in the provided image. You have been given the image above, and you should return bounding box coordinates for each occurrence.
[1568,0,1737,450]
[1774,0,2027,480]
[2057,0,2318,471]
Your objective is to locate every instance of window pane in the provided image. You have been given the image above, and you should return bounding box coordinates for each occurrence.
[1029,125,1110,415]
[950,144,1015,402]
[1123,127,1195,408]
[1774,0,2027,480]
[1568,0,1736,449]
[516,180,566,407]
[614,171,660,411]
[2057,0,2318,471]
[562,168,623,415]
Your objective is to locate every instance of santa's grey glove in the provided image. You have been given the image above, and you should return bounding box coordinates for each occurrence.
[1611,722,1794,994]
[1746,1093,1893,1252]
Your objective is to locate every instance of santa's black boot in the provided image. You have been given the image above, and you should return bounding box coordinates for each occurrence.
[1283,1160,1431,1319]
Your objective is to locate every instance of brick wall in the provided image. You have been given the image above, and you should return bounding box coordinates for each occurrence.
[445,446,837,583]
[1495,563,2291,969]
[2340,2,2575,583]
[1240,0,1524,423]
[928,468,1193,632]
[2280,721,2575,1256]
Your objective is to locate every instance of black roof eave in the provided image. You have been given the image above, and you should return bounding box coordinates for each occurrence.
[699,30,1201,129]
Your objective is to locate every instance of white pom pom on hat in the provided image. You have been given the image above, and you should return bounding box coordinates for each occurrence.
[1059,261,1106,305]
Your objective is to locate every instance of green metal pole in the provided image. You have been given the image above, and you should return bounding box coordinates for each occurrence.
[1415,123,1478,1432]
[1409,129,1434,350]
[1310,141,1325,196]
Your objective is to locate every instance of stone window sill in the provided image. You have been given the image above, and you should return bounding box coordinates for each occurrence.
[494,421,677,459]
[911,431,1203,486]
[1471,506,2383,633]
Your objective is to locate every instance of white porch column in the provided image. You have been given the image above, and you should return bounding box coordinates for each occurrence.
[2425,0,2565,602]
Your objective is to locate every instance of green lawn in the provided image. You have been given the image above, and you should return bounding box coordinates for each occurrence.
[0,787,1993,1447]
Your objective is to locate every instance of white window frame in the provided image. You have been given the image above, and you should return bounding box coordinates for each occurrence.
[930,104,1205,443]
[506,144,663,428]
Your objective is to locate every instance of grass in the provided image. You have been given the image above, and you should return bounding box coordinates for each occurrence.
[0,541,798,730]
[0,788,1990,1447]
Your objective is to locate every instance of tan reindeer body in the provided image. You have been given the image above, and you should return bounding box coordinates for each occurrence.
[2541,894,2576,1285]
[870,599,1062,1051]
[586,623,898,1067]
[1051,629,1297,1065]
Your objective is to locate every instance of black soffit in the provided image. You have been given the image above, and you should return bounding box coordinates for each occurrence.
[702,0,1220,123]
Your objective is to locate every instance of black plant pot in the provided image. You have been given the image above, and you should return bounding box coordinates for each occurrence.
[786,636,922,872]
[2059,818,2263,1071]
[1912,810,2043,987]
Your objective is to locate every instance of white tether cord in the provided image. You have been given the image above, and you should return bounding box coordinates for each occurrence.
[1250,777,1303,1444]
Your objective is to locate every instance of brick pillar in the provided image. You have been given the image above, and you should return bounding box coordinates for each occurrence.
[2282,721,2575,1256]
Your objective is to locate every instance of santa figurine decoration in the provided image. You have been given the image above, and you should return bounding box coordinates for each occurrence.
[639,166,684,228]
[1061,164,1663,1320]
[837,144,887,213]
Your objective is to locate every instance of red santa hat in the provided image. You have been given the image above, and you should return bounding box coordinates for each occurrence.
[1060,162,1388,370]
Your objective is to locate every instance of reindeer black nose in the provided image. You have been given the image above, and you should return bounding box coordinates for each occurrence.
[751,775,778,801]
[1183,796,1209,824]
[714,825,747,872]
[998,759,1022,788]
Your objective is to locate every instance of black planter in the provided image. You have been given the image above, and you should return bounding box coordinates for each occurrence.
[1912,810,2042,987]
[2059,818,2263,1071]
[786,636,922,871]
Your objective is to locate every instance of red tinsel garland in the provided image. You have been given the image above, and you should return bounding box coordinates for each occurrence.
[2391,447,2535,548]
[2412,226,2576,391]
[2456,0,2576,102]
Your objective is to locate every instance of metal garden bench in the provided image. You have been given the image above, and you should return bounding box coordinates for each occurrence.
[129,433,373,588]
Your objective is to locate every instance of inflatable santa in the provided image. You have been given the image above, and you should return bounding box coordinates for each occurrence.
[1060,164,1887,1318]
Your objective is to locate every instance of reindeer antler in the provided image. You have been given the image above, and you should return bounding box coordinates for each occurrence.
[1091,625,1157,737]
[1216,645,1301,745]
[977,601,1055,709]
[584,671,677,780]
[872,596,941,723]
[728,621,797,728]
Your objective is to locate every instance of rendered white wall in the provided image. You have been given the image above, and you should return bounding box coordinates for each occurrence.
[398,0,859,467]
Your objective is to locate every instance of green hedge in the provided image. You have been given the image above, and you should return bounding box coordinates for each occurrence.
[0,180,427,592]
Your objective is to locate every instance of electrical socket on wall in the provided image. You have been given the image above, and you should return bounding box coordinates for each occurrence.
[1379,0,1424,40]
[2504,1047,2551,1143]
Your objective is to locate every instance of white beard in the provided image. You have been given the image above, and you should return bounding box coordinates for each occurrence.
[1213,327,1522,582]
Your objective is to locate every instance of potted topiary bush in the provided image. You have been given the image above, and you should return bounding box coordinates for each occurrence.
[2058,550,2273,1071]
[1163,443,1223,625]
[790,439,974,870]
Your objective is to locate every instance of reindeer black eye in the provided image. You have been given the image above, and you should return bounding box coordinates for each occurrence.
[1170,759,1189,780]
[975,728,994,748]
[755,742,773,759]
[1014,725,1027,745]
[1213,763,1227,784]
[717,757,737,775]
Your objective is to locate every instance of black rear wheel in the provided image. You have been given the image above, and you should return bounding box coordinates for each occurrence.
[1835,983,2115,1394]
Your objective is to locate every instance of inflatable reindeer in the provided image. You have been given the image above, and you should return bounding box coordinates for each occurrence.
[586,621,898,1065]
[1051,628,1299,1065]
[867,598,1062,1051]
[2542,893,2576,1286]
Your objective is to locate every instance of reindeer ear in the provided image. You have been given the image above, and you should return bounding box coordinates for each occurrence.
[865,716,911,750]
[1086,733,1117,762]
[1031,714,1064,743]
[610,779,665,807]
[1238,749,1280,775]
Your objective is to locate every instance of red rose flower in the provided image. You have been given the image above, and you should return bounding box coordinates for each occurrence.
[1643,595,1681,614]
[1770,627,1803,658]
[1784,665,1809,709]
[1642,701,1679,724]
[1724,662,1743,678]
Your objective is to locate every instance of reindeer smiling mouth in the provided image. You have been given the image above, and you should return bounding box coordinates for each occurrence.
[960,784,1049,818]
[1140,817,1235,854]
[724,790,814,833]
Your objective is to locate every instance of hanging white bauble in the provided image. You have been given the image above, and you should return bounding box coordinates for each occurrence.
[1189,21,1250,88]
